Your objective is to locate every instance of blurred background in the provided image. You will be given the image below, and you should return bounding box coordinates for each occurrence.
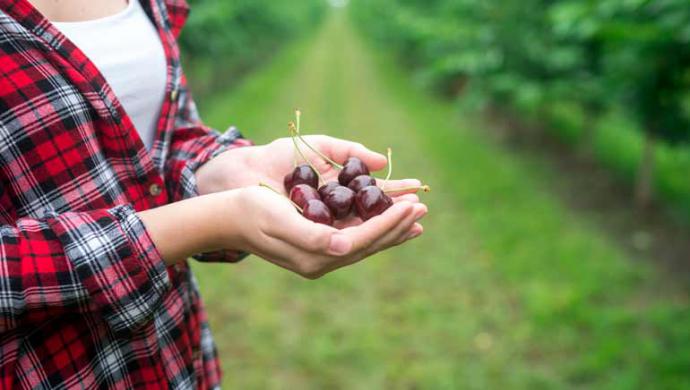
[181,0,690,388]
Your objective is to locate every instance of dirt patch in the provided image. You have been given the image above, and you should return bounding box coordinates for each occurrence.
[482,106,690,283]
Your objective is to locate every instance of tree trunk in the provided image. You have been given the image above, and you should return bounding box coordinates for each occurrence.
[578,105,598,157]
[635,132,656,209]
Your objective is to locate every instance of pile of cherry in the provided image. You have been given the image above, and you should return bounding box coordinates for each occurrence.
[284,157,393,225]
[267,111,428,226]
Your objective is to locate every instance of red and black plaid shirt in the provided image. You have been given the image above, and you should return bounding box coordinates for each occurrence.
[0,0,251,388]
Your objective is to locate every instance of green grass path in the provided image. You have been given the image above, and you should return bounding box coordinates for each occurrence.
[192,12,689,389]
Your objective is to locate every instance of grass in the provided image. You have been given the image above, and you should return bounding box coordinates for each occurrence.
[190,11,689,389]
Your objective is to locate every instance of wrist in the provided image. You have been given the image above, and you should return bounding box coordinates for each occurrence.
[137,191,243,265]
[195,160,221,196]
[205,189,246,251]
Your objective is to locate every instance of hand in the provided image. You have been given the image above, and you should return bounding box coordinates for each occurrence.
[139,184,426,274]
[195,135,423,199]
[223,186,427,279]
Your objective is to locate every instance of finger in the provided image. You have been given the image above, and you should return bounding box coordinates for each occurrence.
[393,223,424,247]
[365,204,427,256]
[331,201,415,256]
[333,214,363,229]
[249,232,341,279]
[248,233,306,272]
[266,214,339,254]
[316,210,421,275]
[256,188,339,253]
[409,222,424,237]
[334,194,419,229]
[392,194,420,204]
[315,136,388,171]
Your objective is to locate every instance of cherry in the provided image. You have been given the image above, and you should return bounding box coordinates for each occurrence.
[318,181,340,199]
[303,199,334,226]
[354,186,393,221]
[289,184,321,209]
[348,175,376,193]
[323,186,355,219]
[338,157,370,186]
[284,163,318,192]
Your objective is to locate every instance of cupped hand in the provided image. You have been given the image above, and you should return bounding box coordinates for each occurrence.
[196,135,424,199]
[227,186,427,279]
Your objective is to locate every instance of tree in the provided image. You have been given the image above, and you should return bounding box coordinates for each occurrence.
[601,0,690,207]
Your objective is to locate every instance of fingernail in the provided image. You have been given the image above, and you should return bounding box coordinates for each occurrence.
[329,234,351,255]
[407,231,422,240]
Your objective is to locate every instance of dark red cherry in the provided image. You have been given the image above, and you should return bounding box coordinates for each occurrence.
[289,184,320,209]
[323,186,355,219]
[338,157,370,186]
[354,186,393,221]
[348,175,376,193]
[284,164,318,192]
[303,199,334,226]
[318,181,340,199]
[283,173,294,192]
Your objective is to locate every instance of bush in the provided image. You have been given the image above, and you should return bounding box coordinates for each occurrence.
[180,0,327,96]
[352,0,690,214]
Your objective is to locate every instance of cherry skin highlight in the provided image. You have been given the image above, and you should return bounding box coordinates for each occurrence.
[323,186,355,219]
[348,175,376,193]
[354,186,393,221]
[303,199,334,226]
[289,184,321,209]
[318,181,340,199]
[338,157,370,186]
[284,164,318,192]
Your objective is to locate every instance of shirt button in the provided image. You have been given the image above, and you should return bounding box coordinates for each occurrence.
[170,88,179,103]
[149,183,162,196]
[192,347,202,361]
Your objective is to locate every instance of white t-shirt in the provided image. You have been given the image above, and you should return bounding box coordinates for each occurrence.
[53,0,167,150]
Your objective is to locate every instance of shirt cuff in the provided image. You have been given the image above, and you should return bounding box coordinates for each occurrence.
[48,205,170,333]
[177,126,253,201]
[193,250,249,263]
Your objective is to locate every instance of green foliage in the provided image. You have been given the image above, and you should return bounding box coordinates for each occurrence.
[352,0,690,144]
[179,0,326,95]
[181,0,325,59]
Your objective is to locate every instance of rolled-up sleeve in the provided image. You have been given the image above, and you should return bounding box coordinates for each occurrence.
[0,205,170,334]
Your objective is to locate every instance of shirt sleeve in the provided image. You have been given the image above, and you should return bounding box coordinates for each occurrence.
[164,75,252,263]
[0,205,170,335]
[164,82,252,202]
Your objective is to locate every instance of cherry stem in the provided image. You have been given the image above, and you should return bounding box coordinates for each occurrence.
[289,121,322,185]
[297,133,343,170]
[295,109,301,133]
[383,184,430,194]
[259,182,303,213]
[290,115,297,168]
[292,110,343,170]
[381,147,393,191]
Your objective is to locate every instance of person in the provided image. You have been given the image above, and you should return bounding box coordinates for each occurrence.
[0,0,428,388]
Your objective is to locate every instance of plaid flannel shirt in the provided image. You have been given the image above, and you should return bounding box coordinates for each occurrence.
[0,0,252,388]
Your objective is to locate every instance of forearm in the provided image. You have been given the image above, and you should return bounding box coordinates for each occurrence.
[138,191,239,265]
